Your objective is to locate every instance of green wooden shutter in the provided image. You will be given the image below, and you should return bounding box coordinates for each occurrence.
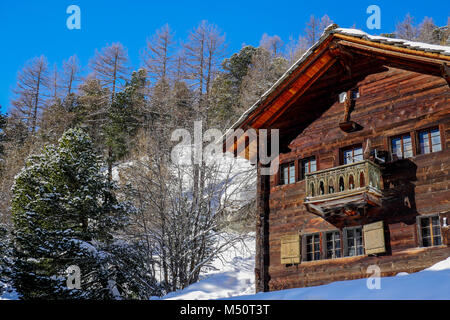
[280,234,301,264]
[363,221,386,255]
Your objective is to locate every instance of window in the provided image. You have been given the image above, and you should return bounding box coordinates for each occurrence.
[418,127,442,154]
[300,156,317,180]
[418,215,442,247]
[391,134,413,159]
[344,226,364,256]
[305,233,321,261]
[280,162,295,185]
[350,87,360,99]
[325,231,342,259]
[342,145,363,164]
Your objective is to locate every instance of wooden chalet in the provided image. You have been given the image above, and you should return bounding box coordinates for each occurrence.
[226,25,450,292]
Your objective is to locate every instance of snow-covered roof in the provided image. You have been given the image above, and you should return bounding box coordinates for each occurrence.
[227,26,450,133]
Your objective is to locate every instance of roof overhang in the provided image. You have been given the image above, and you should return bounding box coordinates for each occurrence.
[224,26,450,159]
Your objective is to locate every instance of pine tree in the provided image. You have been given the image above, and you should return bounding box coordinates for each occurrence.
[209,45,258,127]
[10,128,153,299]
[240,47,288,111]
[104,69,147,165]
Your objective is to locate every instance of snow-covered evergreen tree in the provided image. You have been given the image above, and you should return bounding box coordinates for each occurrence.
[10,128,156,299]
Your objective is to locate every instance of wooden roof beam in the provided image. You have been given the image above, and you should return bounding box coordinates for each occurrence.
[337,40,444,76]
[259,52,337,128]
[441,63,450,86]
[329,42,354,78]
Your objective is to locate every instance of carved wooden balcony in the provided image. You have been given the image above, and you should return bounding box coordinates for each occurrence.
[304,160,382,219]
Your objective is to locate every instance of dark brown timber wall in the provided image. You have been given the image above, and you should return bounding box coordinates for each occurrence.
[266,66,450,291]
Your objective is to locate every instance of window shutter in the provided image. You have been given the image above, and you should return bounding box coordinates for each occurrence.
[280,234,301,264]
[363,221,386,255]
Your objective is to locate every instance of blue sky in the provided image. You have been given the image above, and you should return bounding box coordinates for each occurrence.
[1,0,449,113]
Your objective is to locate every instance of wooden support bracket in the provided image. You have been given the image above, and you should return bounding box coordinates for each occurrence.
[441,63,450,86]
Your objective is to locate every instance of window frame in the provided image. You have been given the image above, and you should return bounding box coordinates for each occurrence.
[343,226,365,257]
[302,232,322,262]
[279,161,296,185]
[340,144,363,165]
[324,230,342,259]
[417,214,443,248]
[390,132,414,160]
[300,156,317,181]
[417,126,442,155]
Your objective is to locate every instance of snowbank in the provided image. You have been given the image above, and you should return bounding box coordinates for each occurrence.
[162,243,450,300]
[226,256,450,300]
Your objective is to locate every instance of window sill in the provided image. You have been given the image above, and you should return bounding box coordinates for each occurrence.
[300,254,366,265]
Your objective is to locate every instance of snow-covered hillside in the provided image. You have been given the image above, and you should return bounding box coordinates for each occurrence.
[161,237,450,300]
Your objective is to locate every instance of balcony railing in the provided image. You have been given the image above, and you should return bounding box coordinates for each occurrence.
[304,160,382,218]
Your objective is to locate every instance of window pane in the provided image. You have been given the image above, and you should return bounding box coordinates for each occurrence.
[433,226,441,237]
[431,128,441,152]
[403,135,413,158]
[283,166,289,185]
[432,216,440,226]
[314,242,320,251]
[301,158,316,178]
[421,218,430,228]
[348,247,355,256]
[419,131,430,154]
[289,163,295,184]
[310,159,317,172]
[434,236,442,246]
[391,137,402,158]
[432,142,442,152]
[354,147,363,162]
[343,150,353,164]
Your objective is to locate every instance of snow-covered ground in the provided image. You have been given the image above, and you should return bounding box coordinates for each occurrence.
[161,237,450,300]
[228,257,450,300]
[0,282,18,300]
[159,234,256,300]
[2,231,449,300]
